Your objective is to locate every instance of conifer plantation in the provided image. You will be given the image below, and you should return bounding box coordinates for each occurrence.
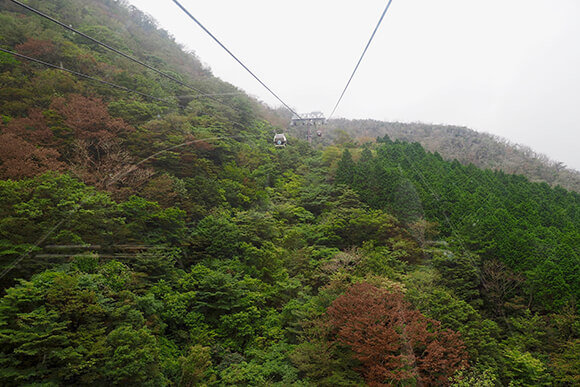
[0,1,578,385]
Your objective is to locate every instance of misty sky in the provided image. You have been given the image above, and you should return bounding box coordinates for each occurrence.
[127,0,580,170]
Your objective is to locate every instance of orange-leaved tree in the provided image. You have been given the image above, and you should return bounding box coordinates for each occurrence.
[327,282,468,386]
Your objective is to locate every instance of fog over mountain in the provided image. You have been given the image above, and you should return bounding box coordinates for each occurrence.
[128,0,580,170]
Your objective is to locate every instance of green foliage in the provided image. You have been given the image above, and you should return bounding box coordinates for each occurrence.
[0,51,18,70]
[108,99,164,125]
[501,348,552,386]
[178,344,214,386]
[103,325,164,386]
[335,149,355,185]
[0,267,163,386]
[131,246,180,281]
[219,342,300,385]
[450,367,499,387]
[357,242,407,278]
[504,310,549,353]
[432,251,482,307]
[120,195,186,245]
[98,260,134,292]
[189,213,241,261]
[1,0,579,384]
[340,140,580,312]
[550,339,580,385]
[289,325,364,386]
[0,173,120,244]
[0,173,122,287]
[316,205,406,250]
[406,285,501,371]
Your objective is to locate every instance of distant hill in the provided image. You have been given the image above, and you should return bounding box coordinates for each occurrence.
[322,119,580,192]
[1,1,579,385]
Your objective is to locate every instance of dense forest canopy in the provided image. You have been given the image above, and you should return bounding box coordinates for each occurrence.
[0,0,579,385]
[312,119,580,193]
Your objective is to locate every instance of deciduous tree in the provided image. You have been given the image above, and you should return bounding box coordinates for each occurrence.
[0,133,64,179]
[327,283,468,386]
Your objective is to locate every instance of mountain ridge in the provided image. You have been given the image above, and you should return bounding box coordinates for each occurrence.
[0,0,578,385]
[321,118,580,192]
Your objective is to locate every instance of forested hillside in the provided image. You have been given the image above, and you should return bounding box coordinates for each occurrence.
[1,0,579,386]
[319,119,580,192]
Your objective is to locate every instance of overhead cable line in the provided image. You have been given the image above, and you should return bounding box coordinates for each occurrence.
[0,130,266,281]
[106,134,263,185]
[328,0,394,120]
[171,0,302,119]
[12,0,300,130]
[1,5,292,280]
[9,0,238,108]
[398,149,489,283]
[10,0,280,131]
[1,48,249,129]
[0,48,171,103]
[0,219,66,281]
[176,92,247,98]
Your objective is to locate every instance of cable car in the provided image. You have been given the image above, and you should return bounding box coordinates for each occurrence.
[273,133,287,147]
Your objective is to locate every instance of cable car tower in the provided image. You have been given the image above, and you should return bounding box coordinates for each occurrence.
[290,112,326,144]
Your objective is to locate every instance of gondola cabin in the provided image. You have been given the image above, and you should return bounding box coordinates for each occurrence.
[273,133,287,147]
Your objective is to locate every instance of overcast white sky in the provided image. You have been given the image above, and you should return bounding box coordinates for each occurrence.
[127,0,580,170]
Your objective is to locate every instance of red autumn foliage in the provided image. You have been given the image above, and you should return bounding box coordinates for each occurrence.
[0,133,65,179]
[50,94,133,141]
[2,108,54,145]
[4,95,133,146]
[327,283,468,386]
[15,39,59,63]
[0,94,134,179]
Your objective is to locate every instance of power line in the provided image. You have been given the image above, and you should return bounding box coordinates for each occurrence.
[0,2,299,280]
[328,0,394,120]
[397,146,498,284]
[106,133,263,185]
[9,0,275,130]
[10,0,317,134]
[176,92,247,98]
[171,0,302,119]
[0,131,266,281]
[0,56,273,280]
[0,52,274,281]
[9,0,241,110]
[3,47,260,133]
[0,48,172,103]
